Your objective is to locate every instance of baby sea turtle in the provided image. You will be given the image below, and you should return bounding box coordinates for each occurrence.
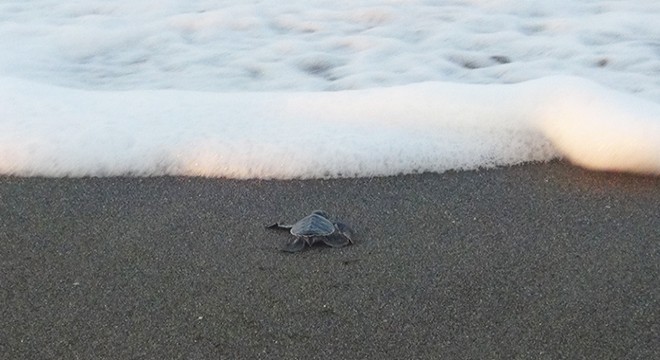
[266,210,353,252]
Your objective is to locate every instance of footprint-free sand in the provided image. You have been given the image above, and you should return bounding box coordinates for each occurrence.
[1,161,658,359]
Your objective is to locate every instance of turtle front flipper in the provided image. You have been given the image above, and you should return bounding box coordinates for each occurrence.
[282,237,306,252]
[322,222,354,248]
[334,222,353,244]
[321,233,351,248]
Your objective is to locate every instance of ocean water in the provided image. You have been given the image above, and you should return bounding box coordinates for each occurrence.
[1,0,659,178]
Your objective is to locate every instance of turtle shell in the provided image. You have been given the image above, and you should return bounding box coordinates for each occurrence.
[290,212,335,237]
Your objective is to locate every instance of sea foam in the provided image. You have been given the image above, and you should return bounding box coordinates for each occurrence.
[0,76,658,178]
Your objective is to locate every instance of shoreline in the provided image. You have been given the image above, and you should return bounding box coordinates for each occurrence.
[1,160,658,358]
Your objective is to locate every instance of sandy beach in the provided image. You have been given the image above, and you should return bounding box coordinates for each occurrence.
[1,160,658,359]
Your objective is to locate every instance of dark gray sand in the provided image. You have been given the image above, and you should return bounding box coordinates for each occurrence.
[1,161,658,359]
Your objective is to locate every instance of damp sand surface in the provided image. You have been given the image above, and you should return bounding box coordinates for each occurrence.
[1,161,659,359]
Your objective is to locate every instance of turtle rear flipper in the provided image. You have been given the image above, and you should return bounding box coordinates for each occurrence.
[282,237,306,252]
[266,222,293,230]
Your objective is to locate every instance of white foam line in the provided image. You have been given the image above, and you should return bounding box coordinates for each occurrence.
[0,76,658,178]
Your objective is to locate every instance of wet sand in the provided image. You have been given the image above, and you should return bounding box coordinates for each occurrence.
[1,160,658,359]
